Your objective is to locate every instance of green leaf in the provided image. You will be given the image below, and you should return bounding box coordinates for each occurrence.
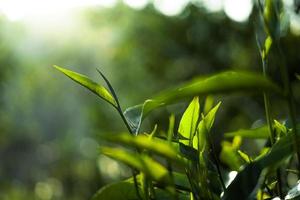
[100,147,171,184]
[220,137,243,171]
[203,96,214,115]
[92,175,190,200]
[167,115,175,142]
[172,172,191,191]
[224,125,269,139]
[273,119,287,136]
[237,150,252,163]
[178,97,200,146]
[124,71,282,134]
[193,102,221,150]
[222,134,293,200]
[203,102,221,131]
[91,180,140,200]
[53,65,117,107]
[261,36,273,60]
[101,133,187,166]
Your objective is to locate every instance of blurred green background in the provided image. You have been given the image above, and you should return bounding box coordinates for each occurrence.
[0,0,299,199]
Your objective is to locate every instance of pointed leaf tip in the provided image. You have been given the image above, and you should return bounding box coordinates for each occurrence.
[53,65,117,107]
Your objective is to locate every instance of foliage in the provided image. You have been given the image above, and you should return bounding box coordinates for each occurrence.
[52,1,300,200]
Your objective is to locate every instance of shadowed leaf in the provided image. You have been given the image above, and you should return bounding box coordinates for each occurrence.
[91,180,140,200]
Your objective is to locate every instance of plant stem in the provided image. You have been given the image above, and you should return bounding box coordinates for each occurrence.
[115,106,143,199]
[275,42,300,173]
[207,133,226,191]
[261,47,283,198]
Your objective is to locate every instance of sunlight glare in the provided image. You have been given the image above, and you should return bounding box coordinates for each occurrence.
[202,0,223,12]
[290,15,300,36]
[226,171,238,186]
[123,0,148,10]
[224,0,253,22]
[153,0,189,16]
[0,0,117,21]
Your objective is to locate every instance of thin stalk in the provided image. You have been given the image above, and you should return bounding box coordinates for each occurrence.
[201,115,225,192]
[167,162,178,200]
[261,52,283,198]
[207,134,226,191]
[167,115,178,200]
[115,104,143,199]
[275,42,300,172]
[132,169,143,200]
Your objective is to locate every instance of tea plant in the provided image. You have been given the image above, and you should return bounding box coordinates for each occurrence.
[53,1,300,199]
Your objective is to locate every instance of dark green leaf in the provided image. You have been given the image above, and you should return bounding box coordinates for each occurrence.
[124,71,282,134]
[53,65,117,107]
[91,180,139,200]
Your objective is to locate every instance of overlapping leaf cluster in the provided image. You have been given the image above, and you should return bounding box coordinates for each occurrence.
[53,1,300,199]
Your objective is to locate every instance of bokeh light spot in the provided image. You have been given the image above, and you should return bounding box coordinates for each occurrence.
[224,0,253,22]
[153,0,189,16]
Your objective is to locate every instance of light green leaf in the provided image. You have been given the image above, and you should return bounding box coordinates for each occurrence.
[178,97,200,146]
[224,125,269,139]
[203,96,214,115]
[262,36,273,60]
[124,71,282,134]
[220,137,243,171]
[101,133,187,166]
[100,147,170,184]
[237,150,252,163]
[193,102,221,150]
[53,65,117,107]
[273,119,287,136]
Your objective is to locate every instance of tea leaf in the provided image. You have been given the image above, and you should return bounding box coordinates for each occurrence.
[224,125,269,139]
[220,137,243,171]
[91,180,140,200]
[237,150,252,163]
[178,97,200,146]
[124,71,282,134]
[101,133,187,166]
[222,134,293,200]
[193,102,221,151]
[53,65,117,107]
[100,147,171,184]
[273,119,287,136]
